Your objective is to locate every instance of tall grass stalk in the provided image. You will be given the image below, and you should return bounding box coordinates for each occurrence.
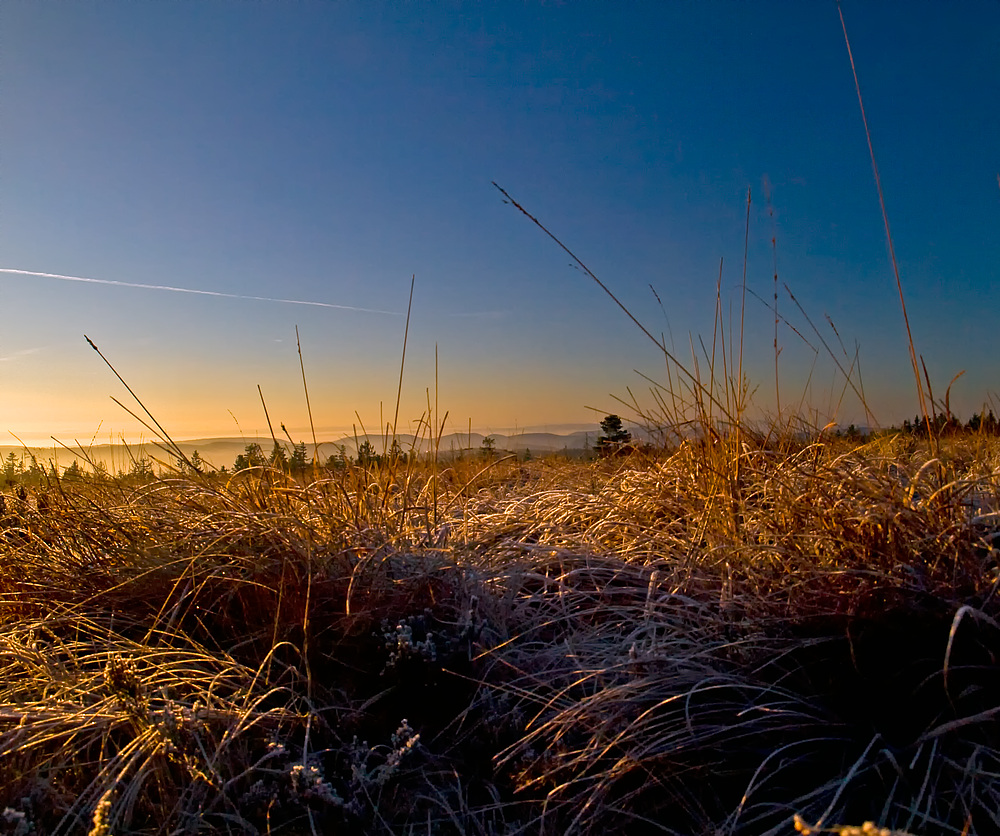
[295,326,319,468]
[837,2,930,442]
[493,181,737,433]
[84,335,195,472]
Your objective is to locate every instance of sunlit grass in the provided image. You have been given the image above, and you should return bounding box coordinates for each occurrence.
[0,430,998,834]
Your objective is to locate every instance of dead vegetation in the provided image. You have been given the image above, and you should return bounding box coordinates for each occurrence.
[0,432,998,835]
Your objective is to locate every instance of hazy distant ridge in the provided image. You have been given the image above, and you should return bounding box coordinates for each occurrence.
[0,428,614,471]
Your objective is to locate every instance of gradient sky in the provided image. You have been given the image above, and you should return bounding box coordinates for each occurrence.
[2,1,998,445]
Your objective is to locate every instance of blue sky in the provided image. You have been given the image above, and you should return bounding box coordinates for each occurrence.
[1,1,998,444]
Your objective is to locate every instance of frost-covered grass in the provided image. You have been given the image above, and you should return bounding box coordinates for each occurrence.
[1,432,999,835]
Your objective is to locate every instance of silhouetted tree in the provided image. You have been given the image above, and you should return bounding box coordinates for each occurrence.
[289,442,309,474]
[24,457,44,483]
[176,450,205,474]
[189,450,205,473]
[356,440,376,467]
[234,443,266,472]
[597,414,631,451]
[131,456,154,480]
[63,461,84,482]
[325,445,348,471]
[2,452,21,485]
[268,443,288,470]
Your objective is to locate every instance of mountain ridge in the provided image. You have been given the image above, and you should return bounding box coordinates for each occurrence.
[0,428,623,471]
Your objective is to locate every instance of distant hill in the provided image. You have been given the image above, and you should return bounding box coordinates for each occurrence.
[0,427,632,473]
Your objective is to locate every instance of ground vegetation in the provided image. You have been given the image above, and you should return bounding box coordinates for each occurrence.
[0,427,998,835]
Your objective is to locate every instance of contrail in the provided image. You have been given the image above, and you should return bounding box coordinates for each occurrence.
[0,268,401,315]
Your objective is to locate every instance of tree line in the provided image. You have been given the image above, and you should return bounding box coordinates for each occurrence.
[229,438,414,474]
[842,410,1000,442]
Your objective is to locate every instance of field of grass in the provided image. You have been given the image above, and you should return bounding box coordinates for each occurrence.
[1,428,999,836]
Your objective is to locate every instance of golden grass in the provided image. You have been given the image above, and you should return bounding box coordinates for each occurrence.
[0,435,998,834]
